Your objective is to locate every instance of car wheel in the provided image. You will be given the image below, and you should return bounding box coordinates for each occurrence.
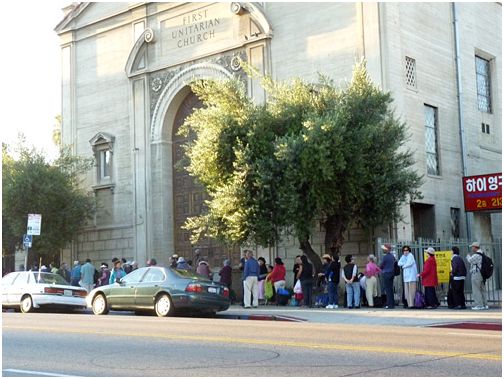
[92,294,109,315]
[154,293,173,317]
[20,295,33,313]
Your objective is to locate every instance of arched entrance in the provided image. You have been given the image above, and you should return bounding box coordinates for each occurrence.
[171,91,240,268]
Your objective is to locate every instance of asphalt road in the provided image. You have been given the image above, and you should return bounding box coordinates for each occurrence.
[2,311,501,377]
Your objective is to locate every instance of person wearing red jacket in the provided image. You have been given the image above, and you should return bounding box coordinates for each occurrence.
[418,247,440,309]
[267,257,286,293]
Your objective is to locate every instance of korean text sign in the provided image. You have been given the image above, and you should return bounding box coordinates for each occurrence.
[462,173,502,212]
[423,251,452,284]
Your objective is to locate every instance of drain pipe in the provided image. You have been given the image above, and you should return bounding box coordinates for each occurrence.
[452,3,472,241]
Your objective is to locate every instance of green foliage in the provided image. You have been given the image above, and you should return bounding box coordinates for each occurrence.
[179,62,422,251]
[2,138,95,264]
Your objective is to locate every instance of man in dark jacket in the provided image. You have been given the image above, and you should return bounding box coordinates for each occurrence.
[379,244,396,309]
[448,246,467,309]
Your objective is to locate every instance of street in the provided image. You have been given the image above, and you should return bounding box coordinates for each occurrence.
[2,310,501,377]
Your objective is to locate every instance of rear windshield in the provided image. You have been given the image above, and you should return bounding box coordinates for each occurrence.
[172,269,211,282]
[34,273,69,285]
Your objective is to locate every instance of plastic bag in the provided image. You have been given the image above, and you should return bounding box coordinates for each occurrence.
[293,279,303,294]
[265,280,274,300]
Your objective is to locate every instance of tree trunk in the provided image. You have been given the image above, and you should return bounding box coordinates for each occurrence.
[324,214,346,259]
[299,238,322,273]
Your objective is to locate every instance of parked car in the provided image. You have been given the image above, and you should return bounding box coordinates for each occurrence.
[2,271,87,313]
[87,266,230,317]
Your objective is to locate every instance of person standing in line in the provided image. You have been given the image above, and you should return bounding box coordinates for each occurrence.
[80,259,96,293]
[292,255,302,284]
[242,250,260,308]
[176,257,190,270]
[364,254,381,307]
[397,246,418,309]
[323,252,340,309]
[146,258,157,267]
[57,262,71,283]
[342,255,360,309]
[219,259,235,304]
[267,257,286,295]
[448,246,467,309]
[418,247,439,309]
[297,255,314,308]
[97,263,111,287]
[257,257,268,305]
[70,261,81,286]
[196,259,212,279]
[109,259,126,284]
[380,244,396,309]
[467,242,488,310]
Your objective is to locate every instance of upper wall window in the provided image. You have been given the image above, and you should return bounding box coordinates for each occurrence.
[89,132,115,188]
[424,104,440,176]
[475,56,492,113]
[405,56,417,89]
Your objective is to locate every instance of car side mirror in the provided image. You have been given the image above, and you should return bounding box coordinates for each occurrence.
[117,278,124,284]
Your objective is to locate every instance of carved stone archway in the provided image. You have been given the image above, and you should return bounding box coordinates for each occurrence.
[149,63,233,262]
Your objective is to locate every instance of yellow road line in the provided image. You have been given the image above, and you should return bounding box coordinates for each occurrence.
[4,325,501,361]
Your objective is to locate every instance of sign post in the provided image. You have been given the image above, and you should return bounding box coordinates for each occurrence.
[25,214,42,270]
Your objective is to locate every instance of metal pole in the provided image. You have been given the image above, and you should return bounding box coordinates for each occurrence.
[452,2,472,241]
[24,246,29,271]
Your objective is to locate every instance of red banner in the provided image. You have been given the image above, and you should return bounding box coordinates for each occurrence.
[462,173,502,212]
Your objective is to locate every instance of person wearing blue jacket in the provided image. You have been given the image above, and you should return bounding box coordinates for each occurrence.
[242,250,260,308]
[380,244,396,309]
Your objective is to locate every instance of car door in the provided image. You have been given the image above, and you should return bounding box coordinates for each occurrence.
[134,268,167,308]
[107,268,146,309]
[8,272,29,304]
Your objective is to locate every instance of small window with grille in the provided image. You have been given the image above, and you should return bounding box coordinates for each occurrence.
[475,56,492,113]
[405,57,417,89]
[424,105,440,176]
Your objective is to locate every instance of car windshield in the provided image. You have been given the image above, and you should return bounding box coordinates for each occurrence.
[172,269,212,282]
[34,272,69,285]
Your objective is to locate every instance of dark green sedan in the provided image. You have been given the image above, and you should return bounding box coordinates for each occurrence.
[86,266,230,317]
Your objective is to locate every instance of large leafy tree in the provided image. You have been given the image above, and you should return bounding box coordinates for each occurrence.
[180,63,422,271]
[2,139,95,269]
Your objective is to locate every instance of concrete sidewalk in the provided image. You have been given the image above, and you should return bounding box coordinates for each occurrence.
[219,304,502,327]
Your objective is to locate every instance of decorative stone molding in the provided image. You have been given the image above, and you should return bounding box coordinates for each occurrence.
[231,2,246,15]
[125,28,155,78]
[89,132,115,152]
[148,50,247,115]
[150,62,235,143]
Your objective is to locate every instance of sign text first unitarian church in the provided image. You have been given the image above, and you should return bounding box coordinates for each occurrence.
[171,9,220,48]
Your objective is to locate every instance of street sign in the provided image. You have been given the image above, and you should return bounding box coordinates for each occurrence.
[23,234,33,248]
[27,214,42,236]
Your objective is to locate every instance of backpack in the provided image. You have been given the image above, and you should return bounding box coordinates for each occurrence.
[476,252,494,281]
[394,260,401,276]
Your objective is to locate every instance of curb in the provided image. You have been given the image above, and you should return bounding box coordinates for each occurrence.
[218,313,307,322]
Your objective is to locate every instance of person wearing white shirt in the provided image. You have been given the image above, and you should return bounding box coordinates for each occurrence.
[397,245,418,309]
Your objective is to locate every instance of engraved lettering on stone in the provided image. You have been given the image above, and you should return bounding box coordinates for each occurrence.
[171,9,220,48]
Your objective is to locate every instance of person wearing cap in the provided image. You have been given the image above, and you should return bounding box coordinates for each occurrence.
[398,246,418,309]
[97,263,110,287]
[323,252,340,309]
[364,254,381,308]
[417,247,439,309]
[379,243,396,309]
[176,256,190,270]
[467,242,487,310]
[131,261,138,271]
[197,259,212,279]
[448,246,466,309]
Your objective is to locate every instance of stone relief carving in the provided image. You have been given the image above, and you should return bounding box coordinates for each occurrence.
[149,50,248,115]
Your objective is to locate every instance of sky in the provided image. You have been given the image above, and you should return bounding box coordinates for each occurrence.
[1,1,69,160]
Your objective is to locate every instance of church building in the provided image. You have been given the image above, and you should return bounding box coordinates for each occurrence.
[55,2,501,277]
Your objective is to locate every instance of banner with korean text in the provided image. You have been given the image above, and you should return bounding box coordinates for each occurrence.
[462,173,502,212]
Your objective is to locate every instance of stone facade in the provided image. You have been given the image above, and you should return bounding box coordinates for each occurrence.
[56,2,501,278]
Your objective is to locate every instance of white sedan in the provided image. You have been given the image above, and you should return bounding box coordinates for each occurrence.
[2,271,87,313]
